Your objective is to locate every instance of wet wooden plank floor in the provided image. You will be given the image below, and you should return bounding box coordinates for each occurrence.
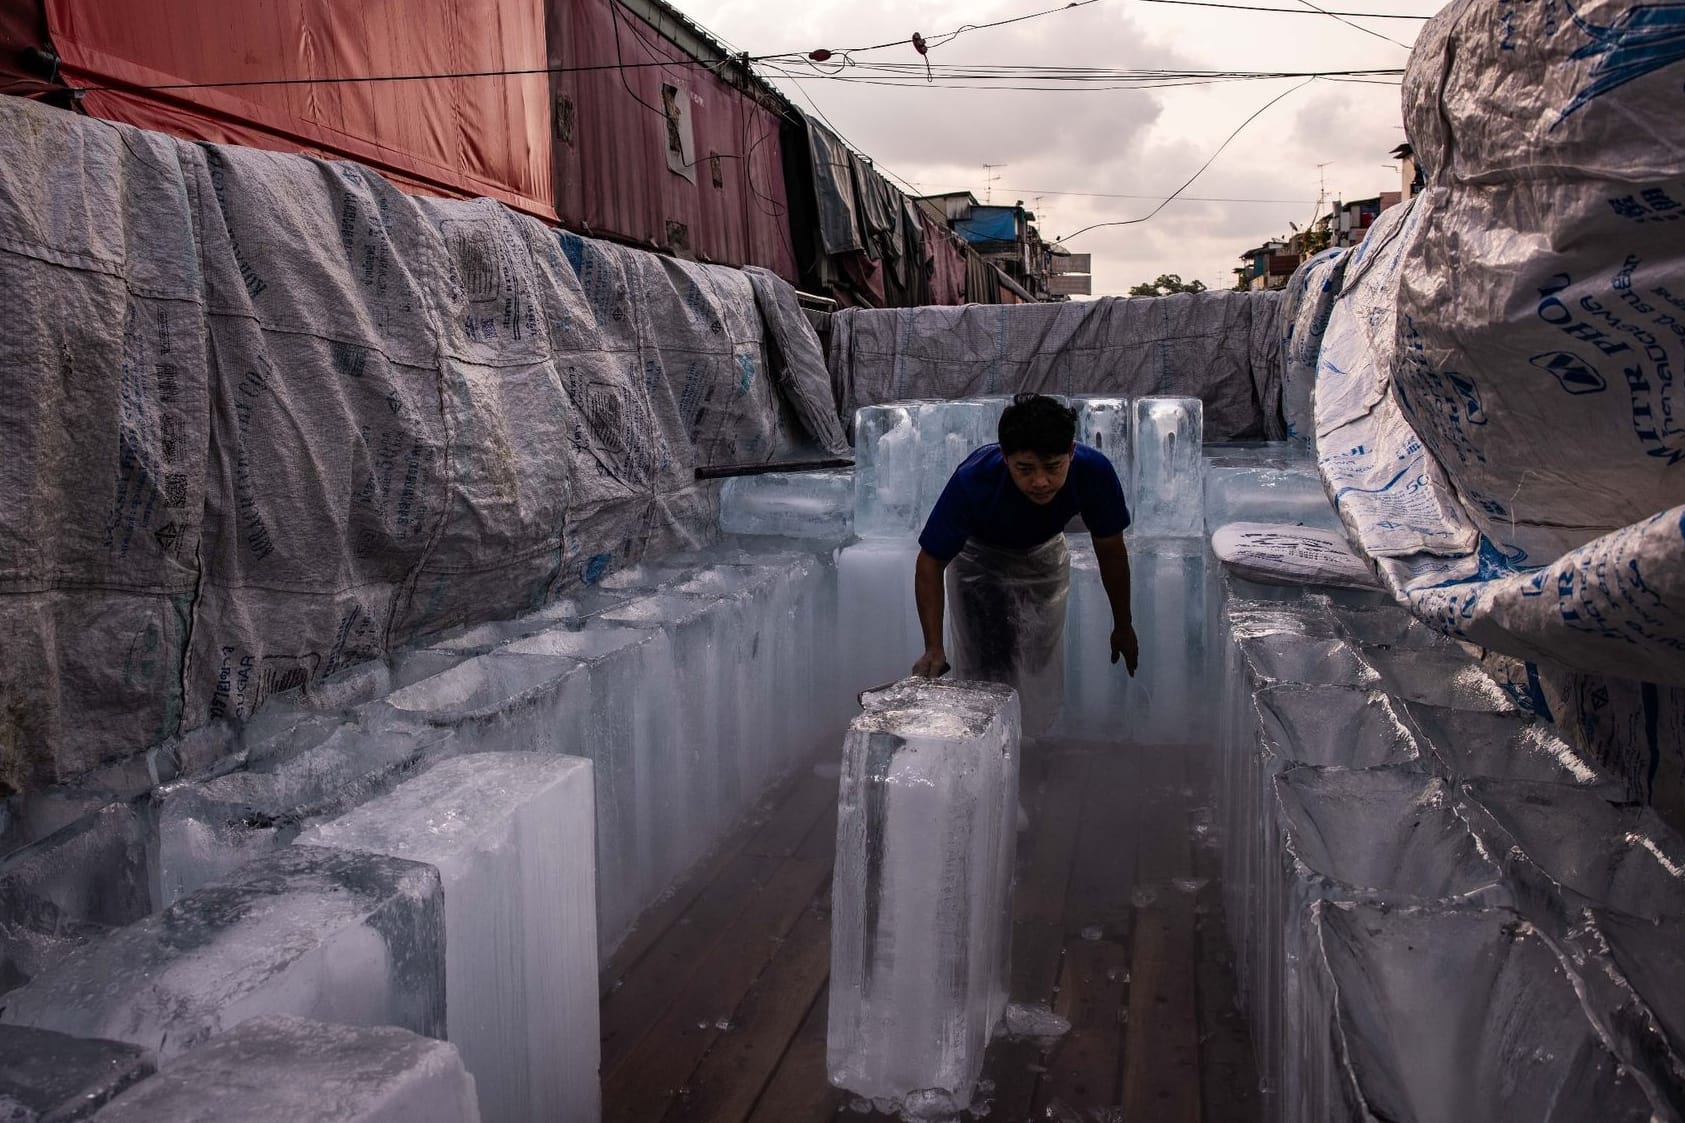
[599,738,1260,1123]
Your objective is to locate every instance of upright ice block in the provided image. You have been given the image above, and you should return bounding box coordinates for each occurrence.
[0,1024,153,1119]
[836,540,923,692]
[719,469,855,540]
[1130,396,1204,537]
[854,400,1005,539]
[88,1016,481,1123]
[854,404,923,538]
[0,845,446,1060]
[828,678,1021,1115]
[1073,396,1129,480]
[497,626,677,953]
[301,755,598,1123]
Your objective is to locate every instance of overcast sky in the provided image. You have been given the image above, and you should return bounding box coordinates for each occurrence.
[675,0,1446,296]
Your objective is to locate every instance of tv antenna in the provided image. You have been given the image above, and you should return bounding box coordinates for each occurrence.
[982,163,1008,204]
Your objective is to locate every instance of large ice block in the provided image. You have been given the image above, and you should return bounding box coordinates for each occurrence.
[853,400,1004,539]
[1234,631,1379,687]
[1568,909,1685,1113]
[154,723,453,907]
[1,800,155,995]
[1304,903,1658,1122]
[594,593,740,871]
[498,625,677,953]
[1058,540,1128,739]
[1073,396,1129,479]
[300,755,597,1123]
[1127,540,1211,744]
[0,1024,153,1119]
[1459,778,1685,934]
[1326,601,1460,652]
[1264,767,1509,1119]
[1399,701,1618,789]
[854,404,923,538]
[88,1016,481,1123]
[1360,647,1516,713]
[829,678,1020,1115]
[719,469,854,540]
[1253,685,1420,769]
[1204,464,1339,533]
[367,652,592,756]
[1129,397,1203,537]
[836,539,923,692]
[0,845,446,1060]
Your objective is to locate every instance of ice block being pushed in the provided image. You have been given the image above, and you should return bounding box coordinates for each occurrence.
[88,1015,480,1123]
[828,677,1021,1116]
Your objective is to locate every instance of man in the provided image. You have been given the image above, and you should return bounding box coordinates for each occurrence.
[911,394,1137,733]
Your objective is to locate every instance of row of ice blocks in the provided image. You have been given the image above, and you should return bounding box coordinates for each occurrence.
[1,753,598,1123]
[141,549,839,960]
[2,1017,482,1122]
[853,396,1203,539]
[828,678,1021,1116]
[1212,590,1685,1122]
[835,534,1215,745]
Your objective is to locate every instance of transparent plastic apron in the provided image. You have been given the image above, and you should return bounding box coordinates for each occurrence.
[946,534,1071,736]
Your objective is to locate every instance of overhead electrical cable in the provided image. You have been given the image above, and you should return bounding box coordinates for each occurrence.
[1055,75,1318,242]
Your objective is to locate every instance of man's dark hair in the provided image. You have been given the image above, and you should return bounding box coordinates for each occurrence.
[997,393,1077,457]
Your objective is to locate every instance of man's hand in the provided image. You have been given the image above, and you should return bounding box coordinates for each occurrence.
[1110,623,1139,676]
[912,646,950,678]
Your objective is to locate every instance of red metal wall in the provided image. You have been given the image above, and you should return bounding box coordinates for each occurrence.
[549,0,798,281]
[39,0,555,217]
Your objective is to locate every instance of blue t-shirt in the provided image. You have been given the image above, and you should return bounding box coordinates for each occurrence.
[918,443,1130,561]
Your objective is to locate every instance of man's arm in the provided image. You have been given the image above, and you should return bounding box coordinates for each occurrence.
[1092,533,1138,675]
[912,549,950,677]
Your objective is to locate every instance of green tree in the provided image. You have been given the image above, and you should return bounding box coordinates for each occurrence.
[1127,273,1208,297]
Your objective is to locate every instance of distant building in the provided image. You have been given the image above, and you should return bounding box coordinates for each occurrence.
[917,194,1090,300]
[1235,240,1301,291]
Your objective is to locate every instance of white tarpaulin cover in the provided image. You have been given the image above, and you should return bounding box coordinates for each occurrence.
[1307,0,1685,815]
[827,290,1286,441]
[0,96,843,792]
[1210,522,1382,590]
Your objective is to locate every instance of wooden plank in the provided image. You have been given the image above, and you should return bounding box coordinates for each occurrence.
[743,983,843,1123]
[1121,746,1201,1123]
[603,844,836,1121]
[988,745,1092,1122]
[1192,806,1263,1123]
[603,763,836,996]
[1063,745,1143,940]
[659,887,834,1123]
[1035,936,1132,1114]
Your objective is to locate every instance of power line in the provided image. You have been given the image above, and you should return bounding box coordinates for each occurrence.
[785,0,1109,59]
[1128,0,1430,18]
[1056,75,1318,241]
[1290,0,1415,47]
[999,188,1319,203]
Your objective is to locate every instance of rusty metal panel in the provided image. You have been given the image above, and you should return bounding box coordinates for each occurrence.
[549,0,797,280]
[41,0,556,218]
[1050,253,1091,274]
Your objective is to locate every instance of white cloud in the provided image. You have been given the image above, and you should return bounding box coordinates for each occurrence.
[677,0,1446,293]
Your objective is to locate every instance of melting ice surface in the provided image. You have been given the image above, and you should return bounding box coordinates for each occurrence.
[829,678,1020,1116]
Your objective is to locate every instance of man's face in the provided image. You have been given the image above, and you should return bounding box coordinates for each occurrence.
[1004,446,1073,505]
